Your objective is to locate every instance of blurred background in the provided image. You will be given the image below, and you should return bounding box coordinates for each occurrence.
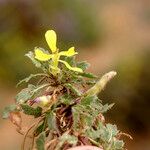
[0,0,150,149]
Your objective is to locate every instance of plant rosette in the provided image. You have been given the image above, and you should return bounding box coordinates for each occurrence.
[3,29,132,150]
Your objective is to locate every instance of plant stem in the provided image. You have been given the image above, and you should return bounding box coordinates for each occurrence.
[21,117,44,150]
[21,123,36,150]
[88,137,100,147]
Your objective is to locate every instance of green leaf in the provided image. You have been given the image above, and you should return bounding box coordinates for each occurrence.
[36,132,46,150]
[69,74,84,83]
[21,104,42,118]
[72,96,103,130]
[77,61,90,71]
[64,83,82,96]
[56,132,78,150]
[60,94,74,105]
[15,84,49,103]
[85,128,101,140]
[47,112,57,131]
[80,95,94,106]
[101,103,114,113]
[113,139,124,149]
[98,123,119,143]
[25,51,42,68]
[15,84,36,103]
[81,113,94,128]
[79,72,97,79]
[97,123,110,142]
[81,95,101,111]
[85,122,123,149]
[72,107,80,130]
[26,51,51,73]
[106,124,119,137]
[2,104,17,119]
[17,73,46,87]
[34,121,45,136]
[64,56,75,66]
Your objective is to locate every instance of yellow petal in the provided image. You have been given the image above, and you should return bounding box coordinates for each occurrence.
[45,30,57,53]
[35,48,53,61]
[59,60,83,73]
[59,47,78,57]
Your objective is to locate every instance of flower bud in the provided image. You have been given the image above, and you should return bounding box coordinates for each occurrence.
[34,95,52,107]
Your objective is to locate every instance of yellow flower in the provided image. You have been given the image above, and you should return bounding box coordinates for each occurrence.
[34,30,83,76]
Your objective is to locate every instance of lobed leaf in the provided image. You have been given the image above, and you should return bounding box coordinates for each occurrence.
[2,104,17,119]
[77,61,90,71]
[79,72,97,79]
[106,124,119,137]
[85,128,101,140]
[80,95,94,106]
[55,132,78,150]
[64,56,75,66]
[113,139,124,149]
[34,121,46,136]
[25,51,42,68]
[15,84,49,103]
[15,84,36,103]
[72,107,80,130]
[64,83,82,96]
[21,104,42,118]
[17,73,47,87]
[101,103,114,113]
[36,132,46,150]
[60,94,74,105]
[47,111,57,131]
